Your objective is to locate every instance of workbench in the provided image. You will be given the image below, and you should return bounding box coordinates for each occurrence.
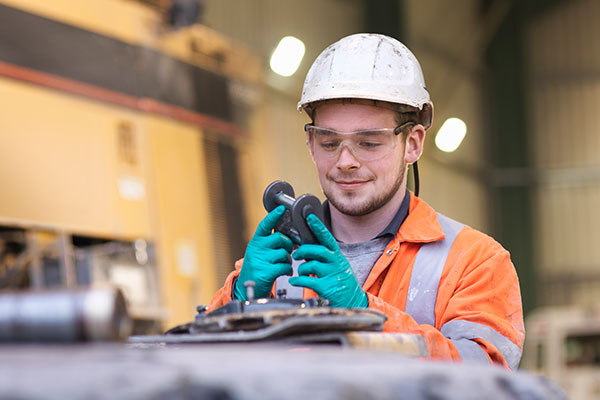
[0,343,565,399]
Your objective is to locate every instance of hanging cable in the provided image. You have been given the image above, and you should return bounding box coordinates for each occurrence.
[413,161,420,197]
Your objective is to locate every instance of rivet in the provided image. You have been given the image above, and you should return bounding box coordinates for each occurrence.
[386,249,393,256]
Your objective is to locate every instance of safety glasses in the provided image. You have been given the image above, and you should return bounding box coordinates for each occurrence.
[305,124,403,162]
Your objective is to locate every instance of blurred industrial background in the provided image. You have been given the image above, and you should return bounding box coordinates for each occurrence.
[0,0,599,394]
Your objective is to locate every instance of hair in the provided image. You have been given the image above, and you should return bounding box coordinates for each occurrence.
[394,111,418,139]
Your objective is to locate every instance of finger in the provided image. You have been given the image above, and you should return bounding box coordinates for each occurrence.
[262,231,294,252]
[306,214,338,251]
[296,260,325,277]
[271,262,293,278]
[266,248,293,264]
[254,205,286,237]
[288,275,320,293]
[292,244,335,263]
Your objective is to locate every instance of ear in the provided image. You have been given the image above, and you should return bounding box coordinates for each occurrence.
[405,125,426,164]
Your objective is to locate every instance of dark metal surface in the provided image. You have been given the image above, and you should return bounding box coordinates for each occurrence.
[198,296,330,319]
[0,344,567,400]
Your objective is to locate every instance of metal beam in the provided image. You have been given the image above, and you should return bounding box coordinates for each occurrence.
[363,0,404,41]
[484,0,566,316]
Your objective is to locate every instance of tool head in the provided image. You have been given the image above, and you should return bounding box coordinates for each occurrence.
[263,180,295,212]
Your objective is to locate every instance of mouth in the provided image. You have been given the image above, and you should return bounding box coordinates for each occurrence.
[333,179,370,190]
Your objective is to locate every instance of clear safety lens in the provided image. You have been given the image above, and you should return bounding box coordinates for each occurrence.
[305,125,399,161]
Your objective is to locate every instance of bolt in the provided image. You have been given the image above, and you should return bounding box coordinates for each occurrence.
[244,280,256,301]
[196,305,208,314]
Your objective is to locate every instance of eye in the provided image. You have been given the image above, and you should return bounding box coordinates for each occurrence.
[358,140,383,149]
[319,140,340,150]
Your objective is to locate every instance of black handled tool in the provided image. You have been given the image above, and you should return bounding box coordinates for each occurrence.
[262,180,325,245]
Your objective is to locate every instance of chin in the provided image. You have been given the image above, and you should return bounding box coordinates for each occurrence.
[333,202,375,217]
[323,178,404,217]
[326,192,375,216]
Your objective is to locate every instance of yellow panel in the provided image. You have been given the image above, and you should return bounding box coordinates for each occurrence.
[0,77,152,239]
[0,0,159,46]
[147,116,217,327]
[0,0,263,85]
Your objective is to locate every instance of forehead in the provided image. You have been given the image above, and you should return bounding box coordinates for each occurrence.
[313,102,397,131]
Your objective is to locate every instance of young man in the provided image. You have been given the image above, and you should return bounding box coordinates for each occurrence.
[208,33,524,369]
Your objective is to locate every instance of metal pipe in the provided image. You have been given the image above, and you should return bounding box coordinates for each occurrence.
[274,192,296,209]
[0,287,132,342]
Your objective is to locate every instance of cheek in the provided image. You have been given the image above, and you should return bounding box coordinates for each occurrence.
[371,156,404,180]
[313,157,333,175]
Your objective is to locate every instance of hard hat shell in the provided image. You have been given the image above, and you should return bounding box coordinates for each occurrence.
[298,33,433,127]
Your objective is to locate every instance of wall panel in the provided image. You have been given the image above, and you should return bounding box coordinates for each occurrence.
[147,117,218,326]
[528,0,600,307]
[0,77,152,239]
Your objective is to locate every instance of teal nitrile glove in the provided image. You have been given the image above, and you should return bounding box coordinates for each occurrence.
[288,214,368,308]
[234,205,293,301]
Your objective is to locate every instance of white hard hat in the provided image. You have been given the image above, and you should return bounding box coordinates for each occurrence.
[298,33,433,128]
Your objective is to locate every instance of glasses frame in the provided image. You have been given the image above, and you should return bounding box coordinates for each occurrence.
[304,123,414,162]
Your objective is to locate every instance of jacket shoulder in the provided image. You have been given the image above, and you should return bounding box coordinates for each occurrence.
[452,219,509,256]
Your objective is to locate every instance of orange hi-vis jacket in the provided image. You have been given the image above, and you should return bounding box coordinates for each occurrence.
[208,193,525,370]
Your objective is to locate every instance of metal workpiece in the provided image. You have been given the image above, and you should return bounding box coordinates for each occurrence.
[262,180,325,245]
[132,307,387,345]
[133,287,392,349]
[191,305,380,333]
[0,286,132,342]
[199,296,331,318]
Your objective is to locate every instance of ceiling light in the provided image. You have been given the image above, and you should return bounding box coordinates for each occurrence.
[270,36,305,77]
[435,117,467,152]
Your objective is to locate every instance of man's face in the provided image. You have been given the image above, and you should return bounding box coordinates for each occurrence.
[309,102,408,217]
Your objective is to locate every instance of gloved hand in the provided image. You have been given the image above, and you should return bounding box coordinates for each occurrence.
[288,214,368,308]
[234,205,293,301]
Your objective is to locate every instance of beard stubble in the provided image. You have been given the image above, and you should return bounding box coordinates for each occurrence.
[324,163,406,217]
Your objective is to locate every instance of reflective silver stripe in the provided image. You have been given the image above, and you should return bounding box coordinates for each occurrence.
[441,319,523,370]
[405,214,464,326]
[452,339,489,363]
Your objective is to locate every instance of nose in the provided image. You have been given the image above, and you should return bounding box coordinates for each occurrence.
[335,145,361,171]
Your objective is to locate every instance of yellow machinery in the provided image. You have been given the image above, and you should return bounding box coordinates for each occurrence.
[0,0,268,330]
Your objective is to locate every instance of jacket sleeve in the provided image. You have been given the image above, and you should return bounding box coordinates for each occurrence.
[367,294,464,361]
[367,246,525,370]
[206,259,243,312]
